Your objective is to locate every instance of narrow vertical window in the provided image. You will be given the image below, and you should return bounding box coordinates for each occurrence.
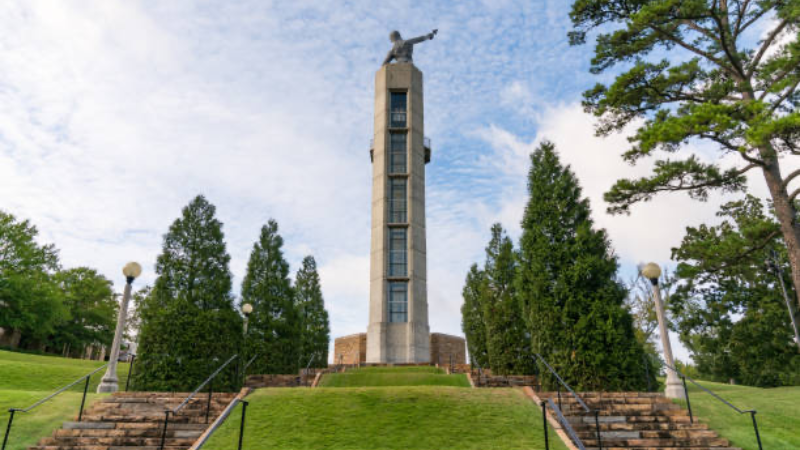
[388,228,407,277]
[388,281,408,323]
[390,92,407,127]
[389,179,407,223]
[389,133,407,173]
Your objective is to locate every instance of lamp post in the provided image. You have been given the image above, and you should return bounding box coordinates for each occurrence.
[642,262,685,399]
[240,303,253,388]
[98,262,142,393]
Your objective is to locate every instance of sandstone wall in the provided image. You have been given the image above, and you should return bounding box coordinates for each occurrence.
[429,333,466,366]
[334,333,367,365]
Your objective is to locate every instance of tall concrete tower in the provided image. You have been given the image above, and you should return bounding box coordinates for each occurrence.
[366,62,431,363]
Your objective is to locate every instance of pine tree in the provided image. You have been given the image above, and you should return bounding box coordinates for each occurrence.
[517,142,653,391]
[135,195,241,391]
[295,256,330,369]
[461,264,488,369]
[670,195,800,386]
[481,224,534,375]
[241,219,299,374]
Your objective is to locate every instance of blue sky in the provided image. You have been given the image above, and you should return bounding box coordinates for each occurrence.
[1,1,787,362]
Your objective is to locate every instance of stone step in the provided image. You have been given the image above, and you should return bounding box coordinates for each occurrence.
[568,415,694,425]
[576,430,720,439]
[54,429,202,438]
[572,423,711,432]
[564,409,689,417]
[559,404,681,414]
[29,446,190,450]
[78,415,218,424]
[584,448,741,450]
[37,436,198,446]
[580,437,732,447]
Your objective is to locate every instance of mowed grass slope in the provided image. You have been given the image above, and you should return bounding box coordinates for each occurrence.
[318,366,471,388]
[204,386,568,450]
[0,350,130,450]
[671,380,800,450]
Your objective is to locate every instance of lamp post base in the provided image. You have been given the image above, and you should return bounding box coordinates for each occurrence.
[664,378,686,400]
[96,375,119,393]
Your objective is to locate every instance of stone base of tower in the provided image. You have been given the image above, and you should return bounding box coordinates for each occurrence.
[334,331,465,366]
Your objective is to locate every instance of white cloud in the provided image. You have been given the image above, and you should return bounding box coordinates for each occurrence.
[8,0,790,366]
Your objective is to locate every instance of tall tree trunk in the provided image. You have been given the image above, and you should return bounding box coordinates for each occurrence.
[761,161,800,312]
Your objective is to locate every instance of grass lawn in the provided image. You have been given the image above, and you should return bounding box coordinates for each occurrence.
[0,350,131,450]
[318,366,471,388]
[670,379,800,450]
[203,386,568,450]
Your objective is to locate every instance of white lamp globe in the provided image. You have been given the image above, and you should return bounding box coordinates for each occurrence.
[641,262,662,281]
[242,303,253,315]
[122,262,142,280]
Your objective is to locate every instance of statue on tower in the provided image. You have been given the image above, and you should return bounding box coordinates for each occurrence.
[382,29,438,65]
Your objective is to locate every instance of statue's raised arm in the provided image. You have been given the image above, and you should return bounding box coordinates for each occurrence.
[382,29,438,66]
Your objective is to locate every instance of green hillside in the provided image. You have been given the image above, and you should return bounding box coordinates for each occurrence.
[203,386,566,450]
[671,380,800,450]
[318,366,470,388]
[0,350,131,450]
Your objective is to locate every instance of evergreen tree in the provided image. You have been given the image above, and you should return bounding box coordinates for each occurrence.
[0,210,65,349]
[481,224,534,375]
[295,256,330,369]
[241,219,299,374]
[461,264,488,369]
[51,268,116,357]
[136,195,241,391]
[569,1,800,315]
[671,195,800,386]
[517,142,653,391]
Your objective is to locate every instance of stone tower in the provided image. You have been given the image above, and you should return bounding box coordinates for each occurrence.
[366,62,431,363]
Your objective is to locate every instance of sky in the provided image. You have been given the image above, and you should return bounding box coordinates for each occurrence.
[0,1,789,363]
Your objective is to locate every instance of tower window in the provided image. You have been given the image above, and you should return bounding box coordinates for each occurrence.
[388,228,407,277]
[388,281,408,323]
[389,179,407,223]
[390,92,407,127]
[389,133,407,173]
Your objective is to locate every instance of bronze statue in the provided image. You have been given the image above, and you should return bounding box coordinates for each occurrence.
[382,29,438,65]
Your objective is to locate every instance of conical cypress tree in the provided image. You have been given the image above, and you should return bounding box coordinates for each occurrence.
[241,219,299,374]
[517,142,653,391]
[136,195,241,391]
[461,264,489,369]
[295,256,330,369]
[482,224,534,375]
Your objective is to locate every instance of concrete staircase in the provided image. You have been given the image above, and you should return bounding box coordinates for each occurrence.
[540,392,741,450]
[28,391,237,450]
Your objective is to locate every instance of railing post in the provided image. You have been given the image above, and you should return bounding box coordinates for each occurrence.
[540,401,549,450]
[750,411,763,450]
[2,409,15,450]
[643,354,652,392]
[238,400,249,450]
[159,411,170,450]
[205,379,214,424]
[681,376,693,423]
[78,376,90,422]
[125,355,136,392]
[557,386,562,410]
[594,410,603,450]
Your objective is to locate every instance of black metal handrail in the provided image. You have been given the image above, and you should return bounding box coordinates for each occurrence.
[2,363,108,450]
[534,353,603,450]
[534,353,590,413]
[158,354,239,450]
[193,397,250,450]
[663,362,763,450]
[541,398,588,450]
